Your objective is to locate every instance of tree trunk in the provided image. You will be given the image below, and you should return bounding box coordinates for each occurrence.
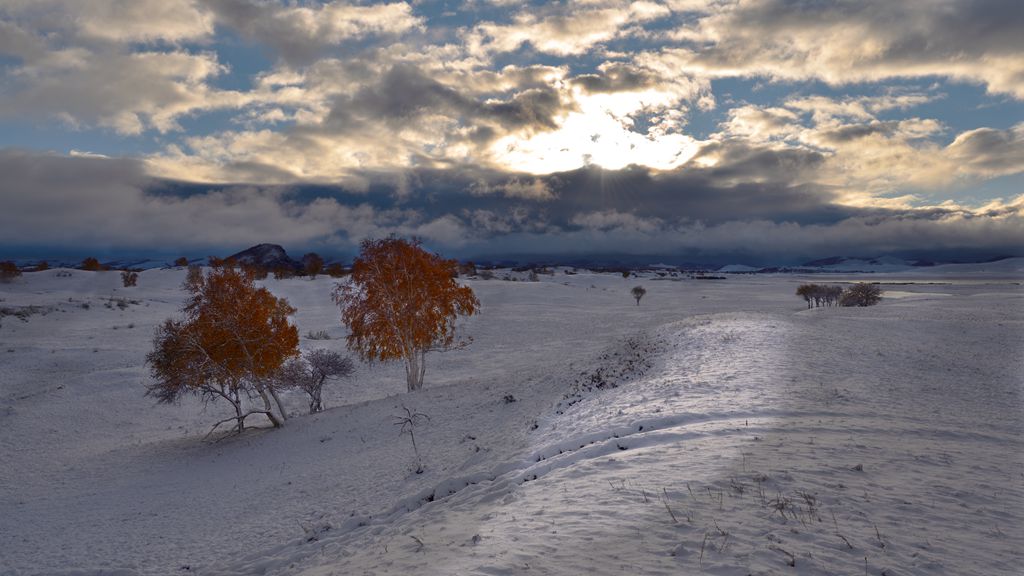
[255,386,282,427]
[231,389,245,433]
[405,349,426,392]
[267,385,288,422]
[310,388,322,413]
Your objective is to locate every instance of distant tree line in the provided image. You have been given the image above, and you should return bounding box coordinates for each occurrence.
[191,252,349,280]
[797,283,882,308]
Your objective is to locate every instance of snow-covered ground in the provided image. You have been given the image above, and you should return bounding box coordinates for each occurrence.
[1,263,1021,575]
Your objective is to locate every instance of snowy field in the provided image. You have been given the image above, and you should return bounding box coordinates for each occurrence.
[1,262,1022,575]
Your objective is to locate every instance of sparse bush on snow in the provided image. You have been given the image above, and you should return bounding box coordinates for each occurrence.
[274,349,354,414]
[325,263,347,278]
[631,285,647,305]
[121,270,139,287]
[80,257,104,271]
[0,261,21,283]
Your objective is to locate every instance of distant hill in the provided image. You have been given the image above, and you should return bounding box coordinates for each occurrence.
[224,243,301,270]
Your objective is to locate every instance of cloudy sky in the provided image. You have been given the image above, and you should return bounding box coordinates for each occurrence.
[1,0,1022,264]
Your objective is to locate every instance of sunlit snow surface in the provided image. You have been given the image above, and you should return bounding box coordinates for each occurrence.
[1,263,1021,575]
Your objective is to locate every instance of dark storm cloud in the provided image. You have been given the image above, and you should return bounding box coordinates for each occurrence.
[201,0,422,66]
[816,123,898,144]
[323,63,568,136]
[2,149,1022,263]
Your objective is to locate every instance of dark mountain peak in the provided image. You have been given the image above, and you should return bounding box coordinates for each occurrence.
[224,244,300,270]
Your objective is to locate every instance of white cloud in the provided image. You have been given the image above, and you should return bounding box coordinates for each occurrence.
[465,1,670,58]
[0,0,215,44]
[647,0,1024,99]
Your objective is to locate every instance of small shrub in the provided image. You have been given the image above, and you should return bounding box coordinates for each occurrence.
[0,261,21,283]
[274,349,354,414]
[478,269,495,280]
[35,261,49,272]
[326,263,348,278]
[173,257,189,267]
[121,270,139,287]
[631,285,647,305]
[241,264,268,280]
[81,257,104,271]
[306,329,331,340]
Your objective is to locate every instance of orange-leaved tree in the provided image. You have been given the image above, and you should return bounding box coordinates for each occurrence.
[0,261,21,282]
[146,266,299,434]
[333,237,479,392]
[81,257,104,271]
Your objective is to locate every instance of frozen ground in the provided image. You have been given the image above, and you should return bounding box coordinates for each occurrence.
[0,262,1021,575]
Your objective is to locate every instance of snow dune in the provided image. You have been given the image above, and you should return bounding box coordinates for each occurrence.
[0,267,1021,575]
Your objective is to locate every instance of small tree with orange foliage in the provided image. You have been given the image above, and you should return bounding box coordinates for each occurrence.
[0,261,21,282]
[81,257,104,271]
[333,237,479,392]
[146,266,299,434]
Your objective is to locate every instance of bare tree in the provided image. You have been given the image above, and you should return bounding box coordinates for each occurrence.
[275,349,354,413]
[302,253,324,279]
[796,284,815,308]
[796,284,844,308]
[840,283,883,307]
[631,285,647,306]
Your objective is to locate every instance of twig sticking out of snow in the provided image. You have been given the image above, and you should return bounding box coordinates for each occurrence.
[393,406,430,474]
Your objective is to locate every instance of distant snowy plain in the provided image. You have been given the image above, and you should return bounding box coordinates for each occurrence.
[1,261,1022,575]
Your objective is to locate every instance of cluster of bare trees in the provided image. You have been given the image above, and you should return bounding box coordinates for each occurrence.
[797,283,882,308]
[796,284,844,308]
